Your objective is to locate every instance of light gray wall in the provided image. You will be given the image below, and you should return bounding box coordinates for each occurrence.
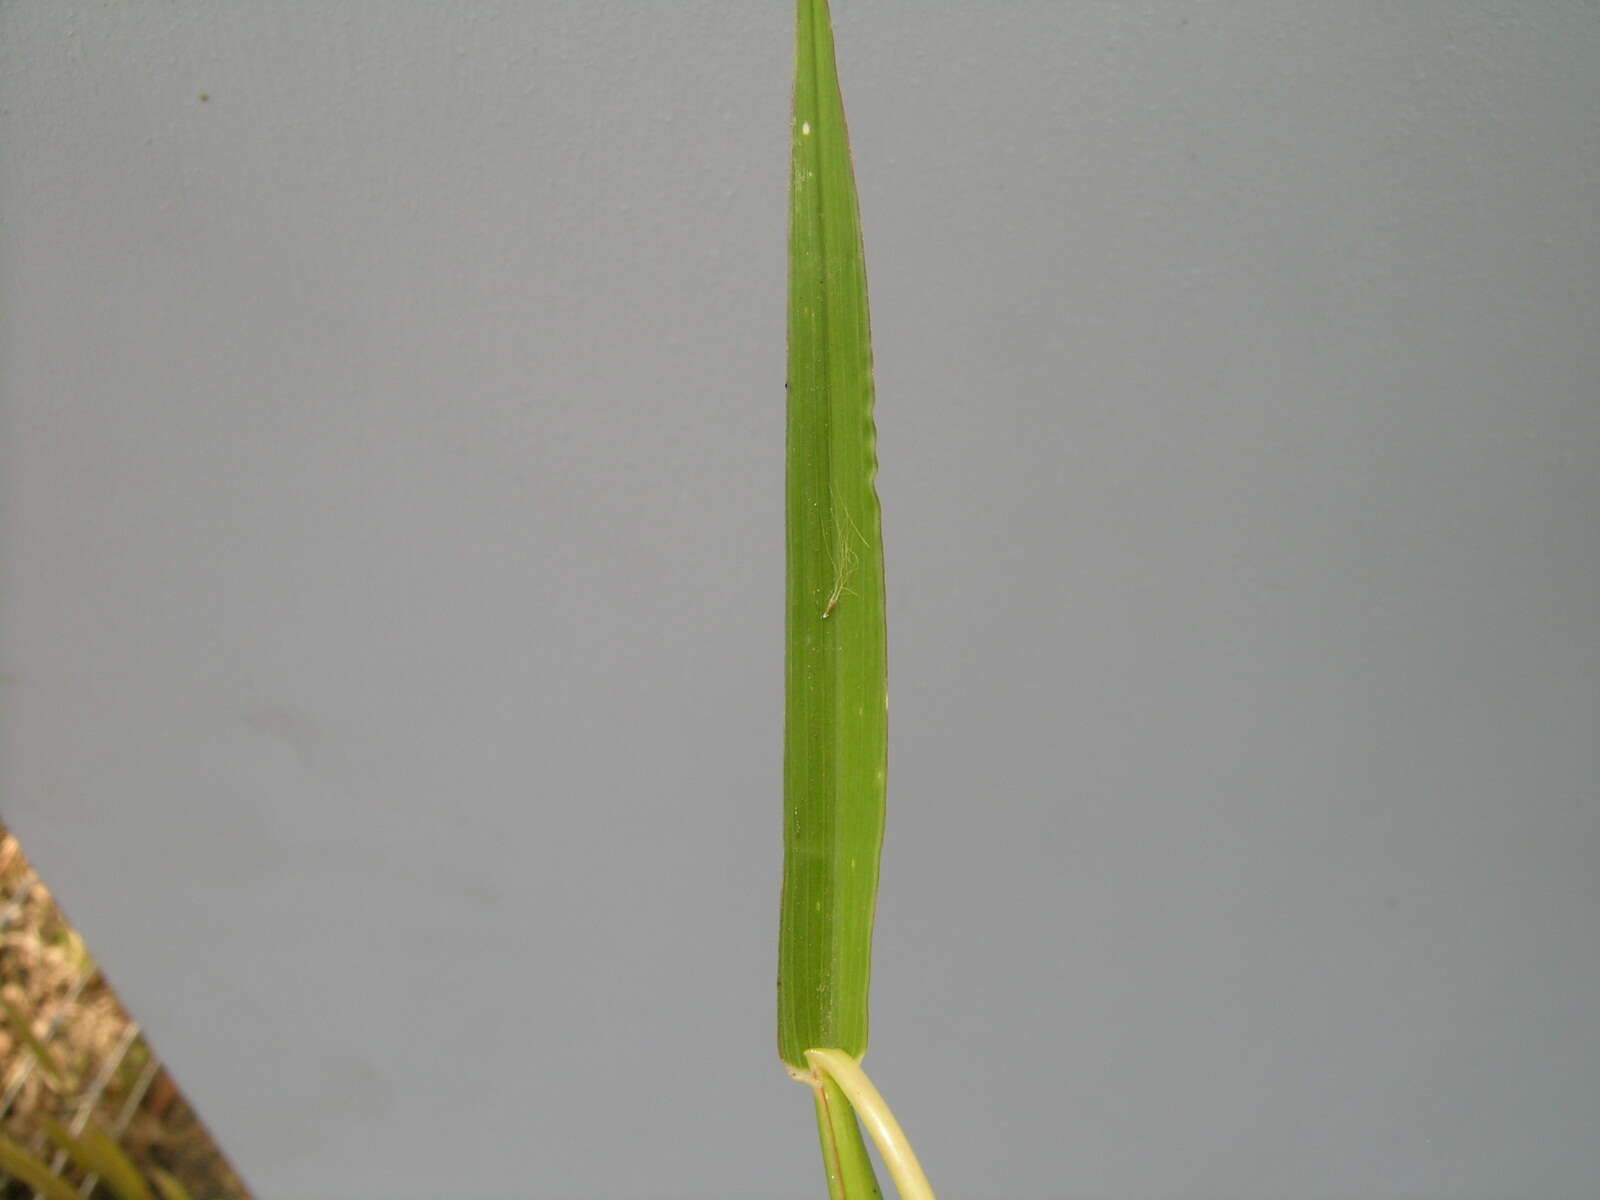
[3,3,1597,1197]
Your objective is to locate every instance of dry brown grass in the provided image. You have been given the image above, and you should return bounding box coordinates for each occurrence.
[0,825,251,1199]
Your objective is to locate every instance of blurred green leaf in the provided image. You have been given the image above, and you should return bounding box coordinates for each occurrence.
[0,1135,81,1200]
[45,1120,154,1200]
[152,1167,199,1200]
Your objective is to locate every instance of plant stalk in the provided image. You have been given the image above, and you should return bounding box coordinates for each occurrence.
[806,1050,936,1200]
[811,1074,883,1200]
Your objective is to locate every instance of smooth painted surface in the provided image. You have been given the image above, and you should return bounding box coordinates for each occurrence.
[3,4,1597,1197]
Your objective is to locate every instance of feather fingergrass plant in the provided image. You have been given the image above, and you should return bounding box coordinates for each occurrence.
[779,3,938,1197]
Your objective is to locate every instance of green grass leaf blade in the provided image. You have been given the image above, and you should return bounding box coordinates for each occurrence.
[151,1168,198,1200]
[0,1136,84,1200]
[779,0,887,1070]
[44,1120,154,1200]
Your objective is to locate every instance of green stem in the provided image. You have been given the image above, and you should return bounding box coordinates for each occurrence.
[811,1074,883,1200]
[807,1050,937,1200]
